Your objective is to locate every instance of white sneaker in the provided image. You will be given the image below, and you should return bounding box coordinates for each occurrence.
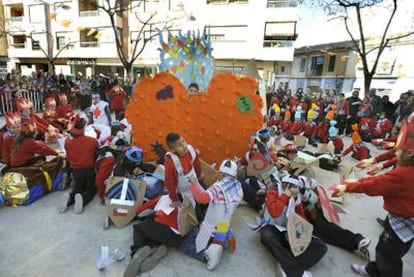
[58,192,70,213]
[204,244,223,270]
[358,238,371,250]
[74,193,83,214]
[351,264,369,276]
[302,271,313,277]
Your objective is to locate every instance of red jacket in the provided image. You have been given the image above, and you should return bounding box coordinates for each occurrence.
[267,115,282,128]
[109,86,127,111]
[372,119,393,138]
[43,109,57,123]
[335,100,350,116]
[343,144,370,160]
[303,121,316,137]
[287,121,302,135]
[313,122,329,143]
[331,137,344,151]
[346,165,414,218]
[359,117,376,134]
[65,135,99,169]
[311,99,324,114]
[10,138,58,167]
[21,115,51,136]
[280,121,290,133]
[2,134,15,165]
[95,155,117,200]
[56,104,74,120]
[266,189,306,219]
[164,149,202,202]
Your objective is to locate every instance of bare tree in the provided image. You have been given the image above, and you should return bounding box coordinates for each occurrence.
[86,0,176,79]
[301,0,414,95]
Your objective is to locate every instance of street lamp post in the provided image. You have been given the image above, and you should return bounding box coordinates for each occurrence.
[44,3,54,75]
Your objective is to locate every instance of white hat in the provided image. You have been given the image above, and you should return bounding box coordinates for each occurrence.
[219,159,237,177]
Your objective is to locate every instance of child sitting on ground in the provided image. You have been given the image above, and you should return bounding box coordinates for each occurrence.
[342,124,370,160]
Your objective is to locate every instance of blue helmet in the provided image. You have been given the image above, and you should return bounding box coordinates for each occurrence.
[125,146,143,163]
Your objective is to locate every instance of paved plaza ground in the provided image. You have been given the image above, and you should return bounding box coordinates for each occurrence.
[0,114,413,276]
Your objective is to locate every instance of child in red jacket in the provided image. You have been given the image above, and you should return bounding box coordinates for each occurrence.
[2,112,21,168]
[328,120,344,154]
[310,118,329,147]
[261,175,327,277]
[371,112,393,139]
[109,79,128,120]
[330,114,414,277]
[342,124,370,160]
[302,110,316,138]
[359,116,376,142]
[59,116,99,214]
[10,120,61,168]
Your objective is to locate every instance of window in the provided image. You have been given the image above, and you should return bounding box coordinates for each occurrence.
[263,21,297,47]
[267,0,297,8]
[79,0,98,16]
[281,66,285,73]
[12,35,26,48]
[29,4,46,23]
[32,40,41,50]
[80,29,99,48]
[57,36,66,49]
[299,58,306,72]
[207,0,248,3]
[328,55,336,72]
[204,25,248,42]
[9,4,24,17]
[310,56,324,76]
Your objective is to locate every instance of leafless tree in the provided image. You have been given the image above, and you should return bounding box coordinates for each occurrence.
[301,0,414,95]
[86,0,176,79]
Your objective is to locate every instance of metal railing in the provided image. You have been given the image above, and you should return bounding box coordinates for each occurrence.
[0,90,44,115]
[263,40,294,48]
[267,0,298,8]
[10,43,26,49]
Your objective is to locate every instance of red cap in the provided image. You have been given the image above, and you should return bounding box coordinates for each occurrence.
[70,115,85,136]
[45,97,56,108]
[16,98,33,112]
[5,112,21,128]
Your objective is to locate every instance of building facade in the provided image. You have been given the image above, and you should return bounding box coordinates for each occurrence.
[0,0,8,79]
[288,41,357,94]
[2,0,298,85]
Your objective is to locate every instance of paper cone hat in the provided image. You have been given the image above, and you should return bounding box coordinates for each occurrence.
[395,113,414,152]
[5,112,21,127]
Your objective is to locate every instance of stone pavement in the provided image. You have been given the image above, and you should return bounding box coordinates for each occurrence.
[0,115,413,276]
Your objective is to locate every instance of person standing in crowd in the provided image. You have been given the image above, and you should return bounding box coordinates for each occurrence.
[89,93,112,127]
[346,91,362,135]
[335,93,350,136]
[108,79,128,120]
[382,95,395,120]
[79,76,91,112]
[399,92,414,121]
[368,88,383,117]
[59,116,99,214]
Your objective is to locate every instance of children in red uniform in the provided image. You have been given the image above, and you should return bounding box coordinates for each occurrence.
[56,93,75,128]
[330,114,414,277]
[10,120,60,167]
[303,110,316,138]
[328,120,344,154]
[359,117,376,142]
[59,117,99,214]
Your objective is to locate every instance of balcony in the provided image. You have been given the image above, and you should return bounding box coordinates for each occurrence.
[10,42,26,49]
[79,10,99,17]
[263,40,293,48]
[80,41,99,48]
[8,16,23,22]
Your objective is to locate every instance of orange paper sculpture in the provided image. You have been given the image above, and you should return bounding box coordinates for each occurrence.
[126,72,263,164]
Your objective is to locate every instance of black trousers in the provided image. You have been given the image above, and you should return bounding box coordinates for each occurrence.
[241,178,264,211]
[132,219,183,255]
[68,167,96,207]
[260,225,327,277]
[80,94,91,111]
[366,217,413,277]
[311,208,363,252]
[114,110,124,121]
[335,114,347,136]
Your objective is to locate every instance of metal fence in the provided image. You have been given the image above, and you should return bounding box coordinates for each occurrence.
[0,90,44,115]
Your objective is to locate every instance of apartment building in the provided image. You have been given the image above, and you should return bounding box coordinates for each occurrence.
[288,41,357,94]
[2,0,298,85]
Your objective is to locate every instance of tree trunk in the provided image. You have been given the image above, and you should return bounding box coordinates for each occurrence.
[126,64,134,82]
[48,60,55,76]
[363,72,373,98]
